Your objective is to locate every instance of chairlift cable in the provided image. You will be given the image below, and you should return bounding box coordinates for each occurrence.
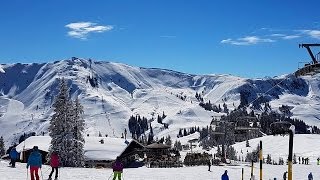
[246,73,295,109]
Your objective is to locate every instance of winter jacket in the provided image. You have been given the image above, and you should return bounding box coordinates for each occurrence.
[27,150,42,168]
[9,148,19,160]
[221,172,229,180]
[112,160,124,172]
[308,173,313,180]
[50,153,59,168]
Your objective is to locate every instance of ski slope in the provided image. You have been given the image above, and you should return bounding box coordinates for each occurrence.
[0,160,318,180]
[233,134,320,163]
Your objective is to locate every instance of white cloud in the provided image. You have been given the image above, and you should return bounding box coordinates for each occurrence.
[221,36,275,46]
[281,35,300,40]
[270,33,286,37]
[65,22,113,39]
[300,30,320,39]
[221,28,318,46]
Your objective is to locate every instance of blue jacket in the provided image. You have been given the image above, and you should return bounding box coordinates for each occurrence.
[221,172,229,180]
[27,150,42,168]
[10,149,19,160]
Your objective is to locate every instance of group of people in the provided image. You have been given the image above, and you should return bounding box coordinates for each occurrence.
[9,145,124,180]
[26,146,60,180]
[298,156,310,165]
[9,146,60,180]
[9,146,316,180]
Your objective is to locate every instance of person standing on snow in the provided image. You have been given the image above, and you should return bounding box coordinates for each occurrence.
[221,170,229,180]
[48,151,59,180]
[283,171,287,180]
[112,156,124,180]
[27,146,42,180]
[9,147,19,168]
[308,172,313,180]
[207,159,211,171]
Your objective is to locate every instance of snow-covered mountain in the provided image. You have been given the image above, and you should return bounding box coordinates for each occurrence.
[1,58,320,147]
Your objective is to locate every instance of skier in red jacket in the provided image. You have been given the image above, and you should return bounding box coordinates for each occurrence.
[48,151,59,180]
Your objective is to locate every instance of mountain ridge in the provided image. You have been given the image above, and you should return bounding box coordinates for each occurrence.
[0,58,319,147]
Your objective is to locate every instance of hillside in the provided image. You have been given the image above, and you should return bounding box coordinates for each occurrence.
[0,58,320,147]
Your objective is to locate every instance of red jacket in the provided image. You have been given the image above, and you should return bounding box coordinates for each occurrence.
[50,154,59,168]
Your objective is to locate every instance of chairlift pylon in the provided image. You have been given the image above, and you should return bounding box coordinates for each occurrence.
[295,43,320,76]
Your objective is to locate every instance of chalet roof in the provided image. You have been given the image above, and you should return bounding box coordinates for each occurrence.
[146,142,171,149]
[15,136,133,161]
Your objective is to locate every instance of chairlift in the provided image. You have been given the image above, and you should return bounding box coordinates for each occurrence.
[295,44,320,76]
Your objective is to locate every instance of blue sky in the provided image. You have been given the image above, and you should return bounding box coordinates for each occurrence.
[0,0,320,78]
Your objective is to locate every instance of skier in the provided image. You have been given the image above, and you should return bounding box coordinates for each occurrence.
[9,147,19,168]
[207,159,211,171]
[112,156,124,180]
[298,156,301,164]
[308,172,313,180]
[317,158,320,165]
[221,170,229,180]
[27,146,42,180]
[48,151,59,180]
[283,171,287,180]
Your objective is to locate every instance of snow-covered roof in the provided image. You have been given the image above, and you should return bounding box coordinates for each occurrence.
[84,137,131,161]
[16,136,50,152]
[15,136,131,161]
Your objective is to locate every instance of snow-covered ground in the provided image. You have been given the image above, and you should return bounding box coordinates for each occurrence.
[4,134,318,180]
[233,134,320,163]
[0,160,318,180]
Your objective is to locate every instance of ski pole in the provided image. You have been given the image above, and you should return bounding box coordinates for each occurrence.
[107,172,113,180]
[26,168,29,180]
[40,168,44,180]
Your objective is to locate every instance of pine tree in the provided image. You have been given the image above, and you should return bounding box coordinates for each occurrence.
[72,97,85,167]
[246,139,250,147]
[49,78,85,167]
[165,135,172,146]
[0,136,5,156]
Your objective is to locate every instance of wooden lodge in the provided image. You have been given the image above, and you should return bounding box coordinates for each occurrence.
[145,142,182,168]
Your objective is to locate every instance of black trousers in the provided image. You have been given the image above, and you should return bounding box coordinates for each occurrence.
[10,159,16,167]
[49,167,58,178]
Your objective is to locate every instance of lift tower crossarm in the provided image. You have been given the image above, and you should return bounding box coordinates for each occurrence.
[299,43,320,64]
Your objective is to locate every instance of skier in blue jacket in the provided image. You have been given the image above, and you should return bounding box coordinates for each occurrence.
[27,146,42,180]
[221,170,229,180]
[9,147,19,168]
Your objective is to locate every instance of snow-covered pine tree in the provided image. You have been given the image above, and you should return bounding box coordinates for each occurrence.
[72,97,85,167]
[165,135,172,146]
[0,136,5,156]
[49,78,85,167]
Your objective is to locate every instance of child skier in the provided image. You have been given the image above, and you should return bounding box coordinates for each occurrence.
[112,156,124,180]
[27,146,42,180]
[48,151,59,180]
